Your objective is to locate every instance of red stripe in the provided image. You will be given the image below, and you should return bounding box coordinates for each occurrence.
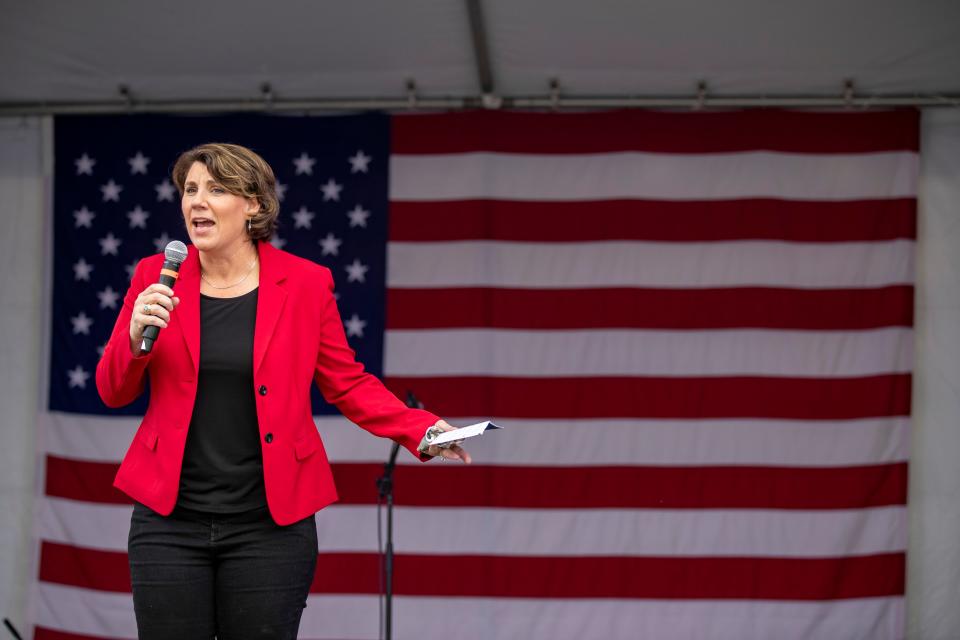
[390,199,916,242]
[45,455,129,505]
[46,455,906,509]
[38,542,904,600]
[33,632,368,640]
[333,463,907,509]
[314,553,906,599]
[33,629,112,640]
[39,542,130,593]
[392,110,919,154]
[328,553,906,599]
[386,286,914,330]
[32,630,353,640]
[386,374,912,420]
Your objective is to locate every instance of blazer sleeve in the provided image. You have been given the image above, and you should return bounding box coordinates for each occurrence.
[96,259,153,408]
[312,268,438,460]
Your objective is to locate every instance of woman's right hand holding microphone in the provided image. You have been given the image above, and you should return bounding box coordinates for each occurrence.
[129,284,180,356]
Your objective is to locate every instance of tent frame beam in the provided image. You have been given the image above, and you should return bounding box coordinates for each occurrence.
[1,93,958,116]
[465,0,495,96]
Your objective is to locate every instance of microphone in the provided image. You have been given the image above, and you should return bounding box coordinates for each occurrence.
[140,240,188,354]
[405,390,424,410]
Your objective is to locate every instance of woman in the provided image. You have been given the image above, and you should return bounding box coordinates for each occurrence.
[96,142,470,639]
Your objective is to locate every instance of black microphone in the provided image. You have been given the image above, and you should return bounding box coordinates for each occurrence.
[140,240,188,354]
[405,390,424,410]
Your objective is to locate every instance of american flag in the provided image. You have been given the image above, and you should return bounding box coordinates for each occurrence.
[33,110,916,639]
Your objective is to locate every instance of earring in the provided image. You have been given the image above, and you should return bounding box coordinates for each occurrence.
[246,218,252,232]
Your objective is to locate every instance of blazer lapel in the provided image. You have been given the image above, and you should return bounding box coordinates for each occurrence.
[253,241,288,374]
[172,247,201,373]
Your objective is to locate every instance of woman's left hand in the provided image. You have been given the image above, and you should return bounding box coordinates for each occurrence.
[425,419,472,463]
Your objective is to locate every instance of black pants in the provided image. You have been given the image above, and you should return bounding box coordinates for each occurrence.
[128,501,318,639]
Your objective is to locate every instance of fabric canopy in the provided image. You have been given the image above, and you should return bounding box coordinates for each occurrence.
[1,0,959,105]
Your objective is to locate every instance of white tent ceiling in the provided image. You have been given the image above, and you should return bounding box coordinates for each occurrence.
[1,0,958,109]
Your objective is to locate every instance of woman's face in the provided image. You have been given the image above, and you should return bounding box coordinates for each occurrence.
[181,161,258,256]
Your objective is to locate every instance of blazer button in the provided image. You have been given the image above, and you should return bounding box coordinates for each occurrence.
[264,433,273,444]
[258,385,268,396]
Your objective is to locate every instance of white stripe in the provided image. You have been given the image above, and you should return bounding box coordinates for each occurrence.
[386,240,914,289]
[33,583,138,639]
[384,328,913,377]
[41,411,137,462]
[320,507,906,558]
[38,497,907,558]
[43,412,910,467]
[320,416,910,468]
[389,151,918,201]
[32,583,906,640]
[310,595,908,640]
[37,498,133,552]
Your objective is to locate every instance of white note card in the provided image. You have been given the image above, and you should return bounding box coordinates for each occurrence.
[428,420,502,445]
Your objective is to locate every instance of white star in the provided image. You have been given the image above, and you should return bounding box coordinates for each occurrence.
[71,312,93,335]
[293,152,316,176]
[153,232,171,253]
[318,232,342,256]
[101,180,123,202]
[99,232,122,256]
[320,178,342,202]
[125,261,138,281]
[127,205,150,229]
[270,236,287,250]
[73,206,96,228]
[291,206,315,230]
[75,153,95,176]
[344,314,367,338]
[348,150,372,173]
[347,205,370,228]
[97,286,120,310]
[344,259,368,283]
[96,343,107,357]
[128,151,150,174]
[155,179,176,202]
[67,365,90,389]
[275,182,288,202]
[73,258,94,281]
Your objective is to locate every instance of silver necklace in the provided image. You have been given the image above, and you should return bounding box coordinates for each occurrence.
[200,258,258,290]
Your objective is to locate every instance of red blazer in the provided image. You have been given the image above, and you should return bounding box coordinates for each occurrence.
[96,241,438,525]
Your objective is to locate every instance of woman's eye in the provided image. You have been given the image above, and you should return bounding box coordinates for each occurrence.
[185,187,196,194]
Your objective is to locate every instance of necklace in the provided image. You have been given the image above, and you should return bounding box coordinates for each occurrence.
[200,257,258,290]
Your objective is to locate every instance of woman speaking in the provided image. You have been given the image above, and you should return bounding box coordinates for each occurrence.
[95,142,470,638]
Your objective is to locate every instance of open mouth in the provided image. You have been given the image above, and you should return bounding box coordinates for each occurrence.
[192,218,215,229]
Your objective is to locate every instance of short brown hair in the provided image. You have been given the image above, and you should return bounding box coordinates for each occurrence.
[172,143,279,241]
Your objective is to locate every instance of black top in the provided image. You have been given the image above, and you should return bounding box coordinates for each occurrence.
[177,287,267,513]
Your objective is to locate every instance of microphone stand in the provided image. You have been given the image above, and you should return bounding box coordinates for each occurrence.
[376,391,421,640]
[3,618,23,639]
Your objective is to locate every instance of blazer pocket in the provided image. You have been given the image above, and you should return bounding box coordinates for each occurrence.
[136,426,159,451]
[294,430,321,461]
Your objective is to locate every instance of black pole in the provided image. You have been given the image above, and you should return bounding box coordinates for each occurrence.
[376,390,422,640]
[3,619,23,640]
[377,441,400,640]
